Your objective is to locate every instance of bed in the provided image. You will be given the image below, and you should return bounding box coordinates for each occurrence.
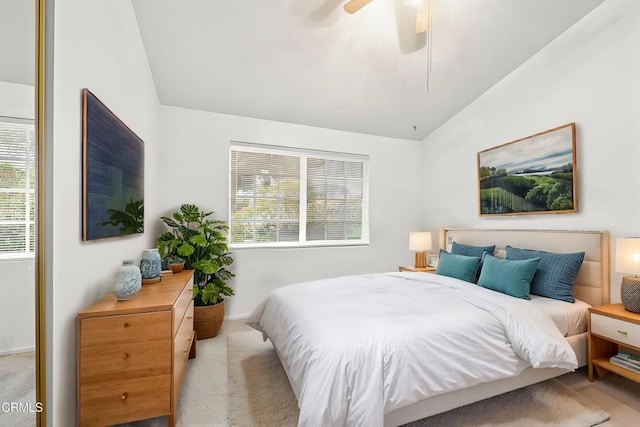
[247,229,610,427]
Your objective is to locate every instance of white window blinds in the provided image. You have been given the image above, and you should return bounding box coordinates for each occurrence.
[230,150,301,243]
[230,143,369,247]
[0,118,35,257]
[307,158,363,241]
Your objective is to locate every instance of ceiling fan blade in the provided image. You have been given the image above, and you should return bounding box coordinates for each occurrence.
[343,0,374,14]
[415,4,428,33]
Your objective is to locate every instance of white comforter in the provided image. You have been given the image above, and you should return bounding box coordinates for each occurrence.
[246,272,578,427]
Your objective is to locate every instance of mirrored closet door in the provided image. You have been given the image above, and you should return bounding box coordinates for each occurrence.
[0,1,44,425]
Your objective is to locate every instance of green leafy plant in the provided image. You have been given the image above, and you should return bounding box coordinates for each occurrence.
[157,204,234,306]
[101,199,144,234]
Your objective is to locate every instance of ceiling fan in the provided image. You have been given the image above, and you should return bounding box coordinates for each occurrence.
[343,0,430,34]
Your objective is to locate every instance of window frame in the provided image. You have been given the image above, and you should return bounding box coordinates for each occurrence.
[0,116,36,260]
[229,142,370,249]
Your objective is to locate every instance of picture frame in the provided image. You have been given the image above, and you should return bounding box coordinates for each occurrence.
[427,252,439,268]
[477,123,577,216]
[82,89,145,241]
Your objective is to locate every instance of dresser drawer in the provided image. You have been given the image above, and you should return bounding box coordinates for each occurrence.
[79,374,171,427]
[172,301,194,410]
[174,301,194,374]
[80,311,171,347]
[173,277,194,337]
[591,313,640,348]
[79,341,172,384]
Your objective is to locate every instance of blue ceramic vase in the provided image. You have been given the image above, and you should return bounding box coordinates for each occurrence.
[114,260,142,301]
[140,248,162,280]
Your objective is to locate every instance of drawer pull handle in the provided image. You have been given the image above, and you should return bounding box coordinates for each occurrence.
[123,322,130,328]
[122,353,129,359]
[121,392,128,400]
[617,330,629,336]
[187,316,193,320]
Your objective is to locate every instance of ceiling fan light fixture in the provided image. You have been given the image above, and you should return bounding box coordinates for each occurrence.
[343,0,374,14]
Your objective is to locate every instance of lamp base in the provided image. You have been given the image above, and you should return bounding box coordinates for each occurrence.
[414,252,426,269]
[621,276,640,313]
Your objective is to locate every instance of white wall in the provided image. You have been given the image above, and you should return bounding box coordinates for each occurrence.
[421,0,640,302]
[48,1,159,425]
[156,106,424,317]
[0,81,35,355]
[0,81,34,118]
[0,258,34,355]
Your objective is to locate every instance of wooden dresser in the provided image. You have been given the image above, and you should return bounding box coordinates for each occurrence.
[77,270,196,427]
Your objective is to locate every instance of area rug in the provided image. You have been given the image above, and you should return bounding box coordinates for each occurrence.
[227,330,609,427]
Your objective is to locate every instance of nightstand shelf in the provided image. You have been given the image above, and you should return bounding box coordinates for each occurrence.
[588,303,640,384]
[591,357,640,383]
[399,266,436,273]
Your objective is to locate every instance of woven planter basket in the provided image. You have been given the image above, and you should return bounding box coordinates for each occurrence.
[194,301,225,340]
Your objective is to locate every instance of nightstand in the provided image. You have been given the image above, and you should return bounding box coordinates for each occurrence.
[399,266,436,273]
[588,303,640,384]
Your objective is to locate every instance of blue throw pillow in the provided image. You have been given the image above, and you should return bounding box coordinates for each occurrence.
[451,241,496,257]
[505,246,585,303]
[436,250,482,283]
[451,242,495,282]
[477,255,540,299]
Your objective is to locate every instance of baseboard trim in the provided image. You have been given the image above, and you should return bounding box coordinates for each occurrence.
[0,346,35,356]
[227,313,249,321]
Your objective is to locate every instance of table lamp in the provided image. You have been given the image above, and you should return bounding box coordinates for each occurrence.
[615,237,640,313]
[409,231,432,268]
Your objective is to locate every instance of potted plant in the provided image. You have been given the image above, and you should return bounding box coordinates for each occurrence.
[157,204,234,339]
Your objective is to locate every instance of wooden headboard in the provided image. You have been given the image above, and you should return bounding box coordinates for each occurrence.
[440,229,610,307]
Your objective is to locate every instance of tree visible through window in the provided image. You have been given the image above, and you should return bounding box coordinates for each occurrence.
[230,150,301,243]
[307,158,364,241]
[0,118,35,257]
[230,143,369,247]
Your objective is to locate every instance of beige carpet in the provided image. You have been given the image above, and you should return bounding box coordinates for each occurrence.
[0,351,36,427]
[228,331,298,427]
[118,335,229,427]
[227,330,610,427]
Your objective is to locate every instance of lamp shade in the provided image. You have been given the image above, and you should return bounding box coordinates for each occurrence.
[409,232,432,252]
[615,238,640,275]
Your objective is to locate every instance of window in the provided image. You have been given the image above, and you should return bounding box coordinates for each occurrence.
[0,117,35,258]
[229,143,369,248]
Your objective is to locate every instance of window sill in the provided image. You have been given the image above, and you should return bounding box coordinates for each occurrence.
[230,240,370,250]
[0,254,35,262]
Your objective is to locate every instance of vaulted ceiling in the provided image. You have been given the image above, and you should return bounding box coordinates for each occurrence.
[1,1,607,140]
[132,0,605,140]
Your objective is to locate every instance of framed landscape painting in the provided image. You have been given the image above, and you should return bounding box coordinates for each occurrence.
[477,123,577,216]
